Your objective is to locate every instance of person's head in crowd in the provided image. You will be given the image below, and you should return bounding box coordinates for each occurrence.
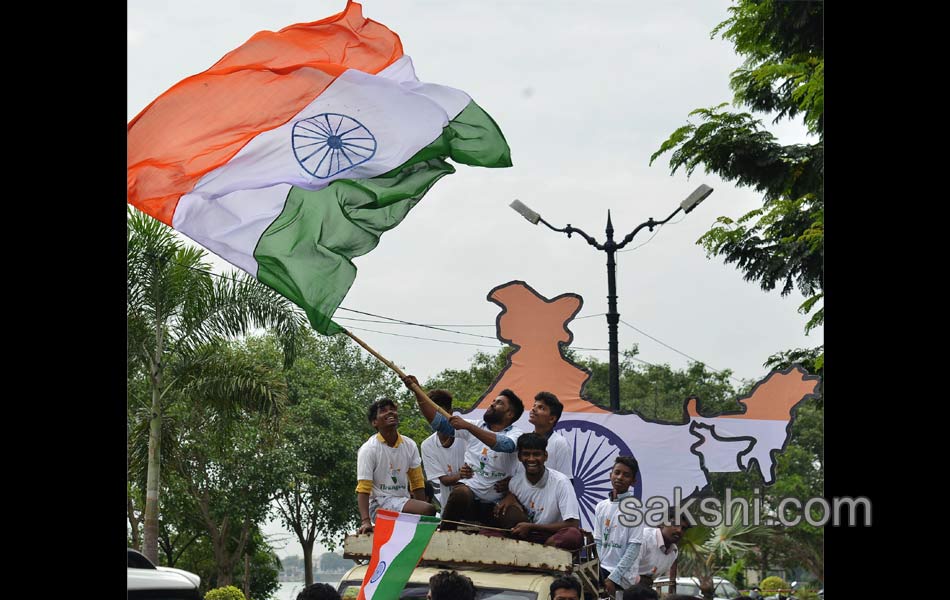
[428,570,475,600]
[659,505,692,546]
[530,391,564,431]
[483,389,524,427]
[296,583,341,600]
[428,389,453,413]
[621,584,659,600]
[367,398,399,430]
[609,455,639,496]
[549,576,582,600]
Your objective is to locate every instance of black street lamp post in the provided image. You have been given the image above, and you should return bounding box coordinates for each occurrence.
[510,184,713,411]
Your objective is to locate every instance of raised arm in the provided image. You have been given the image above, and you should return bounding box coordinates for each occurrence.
[402,375,448,423]
[448,416,515,452]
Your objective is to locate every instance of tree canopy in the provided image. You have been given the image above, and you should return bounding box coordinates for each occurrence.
[649,3,824,584]
[127,208,305,563]
[651,0,824,362]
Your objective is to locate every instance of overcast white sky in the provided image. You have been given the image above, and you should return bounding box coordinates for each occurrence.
[129,0,822,560]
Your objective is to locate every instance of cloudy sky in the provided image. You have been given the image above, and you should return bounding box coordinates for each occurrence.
[129,0,822,559]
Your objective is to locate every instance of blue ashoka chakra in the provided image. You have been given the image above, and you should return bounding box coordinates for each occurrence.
[555,420,643,531]
[369,560,387,584]
[292,113,377,179]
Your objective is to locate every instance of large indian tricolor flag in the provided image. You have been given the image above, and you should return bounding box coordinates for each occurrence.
[127,1,510,334]
[358,510,439,600]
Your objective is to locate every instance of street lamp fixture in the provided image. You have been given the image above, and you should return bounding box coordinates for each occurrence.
[508,184,714,411]
[680,184,714,214]
[509,199,541,225]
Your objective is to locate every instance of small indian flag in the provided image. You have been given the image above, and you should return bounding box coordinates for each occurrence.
[358,510,440,600]
[127,1,510,334]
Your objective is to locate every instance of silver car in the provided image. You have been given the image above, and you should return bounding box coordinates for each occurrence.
[653,576,739,600]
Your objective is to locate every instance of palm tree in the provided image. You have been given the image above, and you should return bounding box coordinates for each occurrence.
[675,505,772,600]
[127,209,305,563]
[128,337,292,577]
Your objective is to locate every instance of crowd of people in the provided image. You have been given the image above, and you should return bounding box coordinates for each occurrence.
[294,570,478,600]
[353,378,698,597]
[296,573,760,600]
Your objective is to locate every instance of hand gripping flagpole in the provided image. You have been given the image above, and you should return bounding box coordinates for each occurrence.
[343,329,452,420]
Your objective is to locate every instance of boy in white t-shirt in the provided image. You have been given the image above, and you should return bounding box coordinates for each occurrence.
[593,456,645,596]
[420,389,467,509]
[628,509,690,589]
[496,391,573,498]
[495,432,584,549]
[403,374,524,529]
[356,398,435,534]
[523,391,573,479]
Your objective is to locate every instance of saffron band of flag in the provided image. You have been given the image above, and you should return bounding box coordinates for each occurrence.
[127,1,511,334]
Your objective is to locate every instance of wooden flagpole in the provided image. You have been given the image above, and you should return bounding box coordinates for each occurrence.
[344,329,452,420]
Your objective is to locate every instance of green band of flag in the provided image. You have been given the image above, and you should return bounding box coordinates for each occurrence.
[254,100,511,334]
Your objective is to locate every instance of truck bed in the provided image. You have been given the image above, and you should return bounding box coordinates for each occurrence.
[343,529,601,595]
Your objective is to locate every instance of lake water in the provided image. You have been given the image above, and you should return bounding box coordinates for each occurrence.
[274,577,343,600]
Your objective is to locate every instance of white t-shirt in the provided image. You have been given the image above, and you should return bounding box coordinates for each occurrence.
[513,430,573,479]
[508,467,579,525]
[593,491,645,572]
[637,526,679,579]
[455,419,524,503]
[356,433,422,504]
[420,432,467,507]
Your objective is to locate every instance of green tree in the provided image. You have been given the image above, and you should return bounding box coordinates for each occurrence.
[170,403,284,587]
[319,552,355,573]
[128,370,152,550]
[263,330,401,586]
[281,555,302,572]
[703,346,824,582]
[760,576,788,595]
[158,337,291,588]
[128,337,292,576]
[167,529,278,599]
[232,528,282,600]
[128,481,145,550]
[759,346,824,581]
[205,586,246,600]
[651,0,824,356]
[127,209,305,562]
[570,347,747,418]
[156,469,206,568]
[648,2,825,582]
[420,345,745,421]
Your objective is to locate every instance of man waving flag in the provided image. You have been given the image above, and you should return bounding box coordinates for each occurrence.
[128,1,511,334]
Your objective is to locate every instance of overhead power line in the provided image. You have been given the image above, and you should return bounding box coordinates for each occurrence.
[138,253,735,374]
[619,319,744,384]
[338,307,609,351]
[336,307,499,340]
[344,326,504,349]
